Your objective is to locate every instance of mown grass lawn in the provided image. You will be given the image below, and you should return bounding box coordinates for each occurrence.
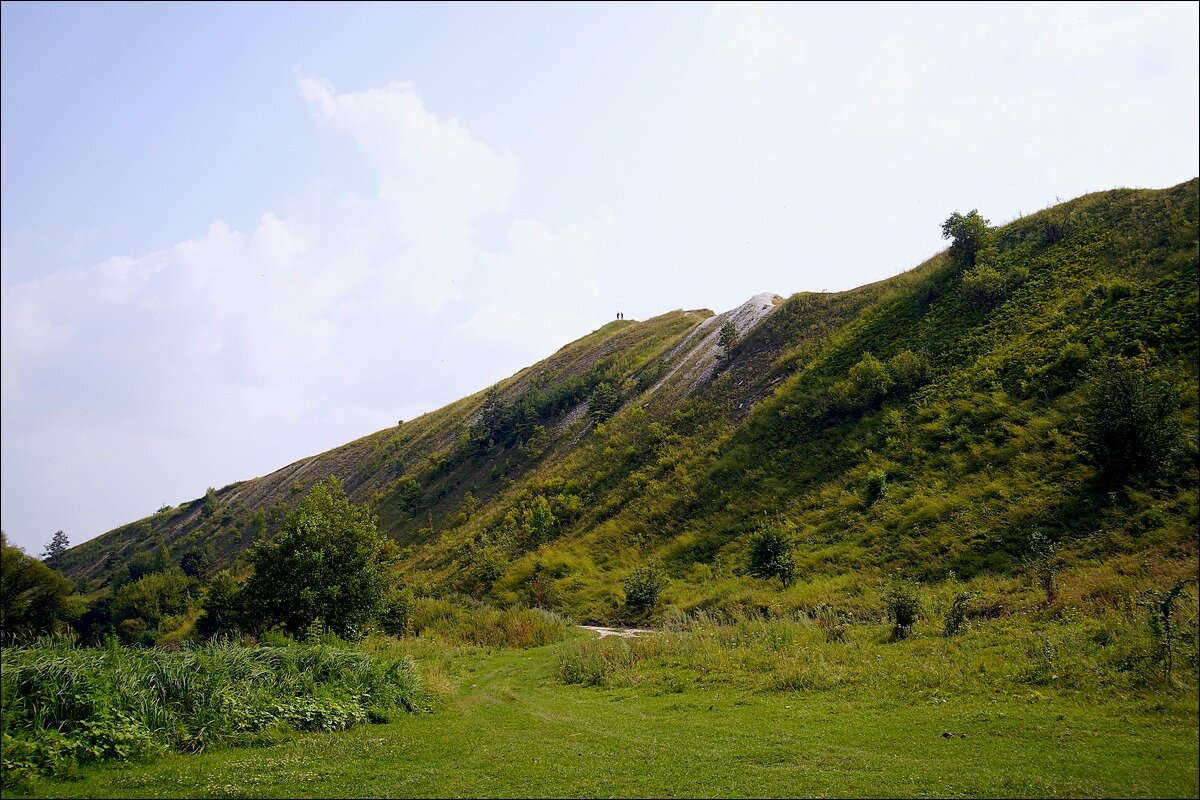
[15,640,1198,799]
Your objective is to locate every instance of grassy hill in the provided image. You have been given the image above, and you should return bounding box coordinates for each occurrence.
[56,179,1198,626]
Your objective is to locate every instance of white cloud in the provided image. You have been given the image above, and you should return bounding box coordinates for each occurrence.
[1,76,613,547]
[706,2,803,89]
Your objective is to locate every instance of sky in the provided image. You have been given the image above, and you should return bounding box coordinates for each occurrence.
[2,1,1198,556]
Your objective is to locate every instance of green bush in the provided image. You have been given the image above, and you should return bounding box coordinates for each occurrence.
[943,590,975,637]
[862,470,887,507]
[240,478,390,639]
[623,562,668,618]
[960,264,1008,309]
[747,518,799,587]
[1081,354,1185,487]
[884,579,922,640]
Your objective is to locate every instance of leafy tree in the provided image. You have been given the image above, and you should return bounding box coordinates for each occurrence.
[747,517,799,587]
[195,570,243,638]
[470,386,509,451]
[113,539,172,589]
[41,530,69,563]
[202,487,219,519]
[239,478,390,638]
[395,477,422,515]
[112,568,194,632]
[718,320,738,355]
[941,209,992,268]
[179,546,212,579]
[623,561,668,617]
[1,531,73,641]
[1082,354,1184,487]
[1024,531,1062,605]
[522,495,558,544]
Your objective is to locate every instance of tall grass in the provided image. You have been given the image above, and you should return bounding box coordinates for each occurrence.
[558,608,1199,698]
[407,597,580,649]
[0,637,429,788]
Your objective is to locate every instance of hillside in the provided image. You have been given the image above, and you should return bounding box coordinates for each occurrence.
[57,179,1199,624]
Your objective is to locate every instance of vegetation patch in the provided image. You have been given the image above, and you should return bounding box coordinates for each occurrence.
[0,638,429,790]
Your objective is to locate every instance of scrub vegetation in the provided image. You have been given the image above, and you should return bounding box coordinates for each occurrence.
[3,179,1197,796]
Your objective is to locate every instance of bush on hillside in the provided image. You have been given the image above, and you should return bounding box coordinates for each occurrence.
[747,517,799,587]
[1082,354,1185,488]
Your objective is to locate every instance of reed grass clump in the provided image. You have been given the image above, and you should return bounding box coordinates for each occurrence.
[0,636,430,788]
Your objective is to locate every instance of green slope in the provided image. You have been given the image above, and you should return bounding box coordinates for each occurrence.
[57,180,1199,625]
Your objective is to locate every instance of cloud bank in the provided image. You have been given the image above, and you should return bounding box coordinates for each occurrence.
[1,76,613,547]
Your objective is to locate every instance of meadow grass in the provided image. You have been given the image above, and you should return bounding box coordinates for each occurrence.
[11,633,1196,799]
[8,602,1198,798]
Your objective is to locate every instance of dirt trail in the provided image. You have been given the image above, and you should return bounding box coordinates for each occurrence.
[578,625,654,638]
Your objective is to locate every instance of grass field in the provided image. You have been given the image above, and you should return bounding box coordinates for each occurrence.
[13,632,1198,799]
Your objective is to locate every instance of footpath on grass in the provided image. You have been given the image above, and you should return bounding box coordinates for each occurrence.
[20,641,1200,799]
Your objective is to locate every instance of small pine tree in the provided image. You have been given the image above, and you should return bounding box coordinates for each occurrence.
[718,321,738,355]
[42,530,69,562]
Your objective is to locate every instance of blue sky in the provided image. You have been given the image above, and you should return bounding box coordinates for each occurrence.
[2,1,1197,555]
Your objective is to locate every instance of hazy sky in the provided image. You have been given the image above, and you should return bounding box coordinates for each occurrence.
[2,2,1197,555]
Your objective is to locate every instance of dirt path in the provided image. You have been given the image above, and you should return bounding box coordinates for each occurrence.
[578,625,654,638]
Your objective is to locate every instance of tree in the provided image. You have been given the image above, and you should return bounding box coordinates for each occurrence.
[239,478,389,638]
[202,487,219,518]
[718,320,738,355]
[2,531,73,641]
[1082,354,1184,487]
[41,530,69,563]
[589,381,620,423]
[884,577,922,640]
[195,570,243,638]
[470,386,509,450]
[747,517,799,587]
[941,210,992,268]
[179,546,212,579]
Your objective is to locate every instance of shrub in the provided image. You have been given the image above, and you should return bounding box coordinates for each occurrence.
[623,562,668,618]
[0,639,429,787]
[747,518,799,587]
[718,320,738,355]
[1,534,73,642]
[862,470,887,507]
[1081,354,1184,487]
[886,350,929,393]
[960,264,1008,309]
[943,590,975,637]
[848,352,893,406]
[941,209,992,267]
[885,579,922,640]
